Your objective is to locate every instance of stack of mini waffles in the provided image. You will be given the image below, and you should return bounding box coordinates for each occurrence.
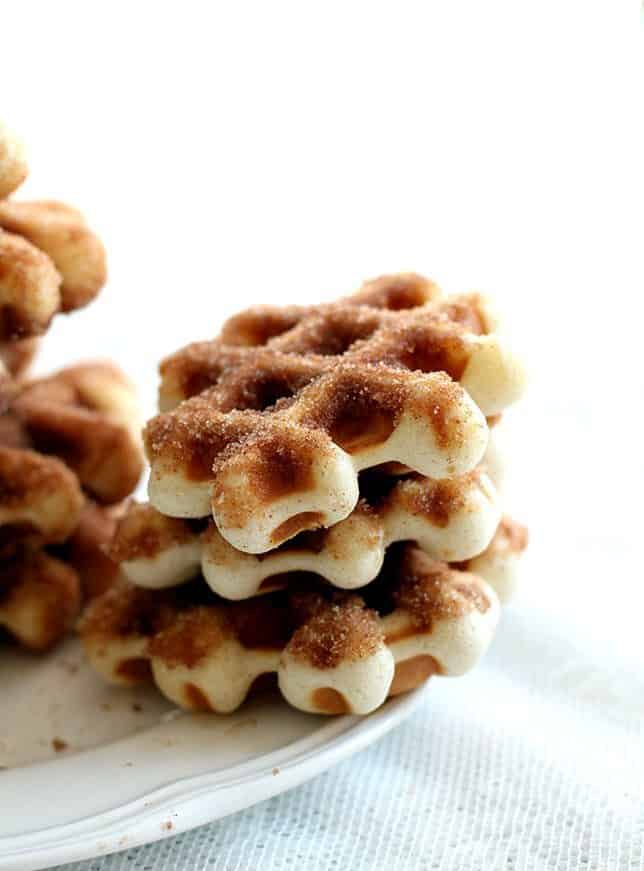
[81,273,527,715]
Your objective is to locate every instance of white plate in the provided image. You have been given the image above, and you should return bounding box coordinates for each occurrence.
[0,638,425,870]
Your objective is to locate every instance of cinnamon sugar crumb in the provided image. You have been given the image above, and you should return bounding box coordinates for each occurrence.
[110,503,199,562]
[147,277,488,491]
[404,474,471,528]
[78,581,173,640]
[148,607,230,668]
[288,599,383,669]
[393,550,491,629]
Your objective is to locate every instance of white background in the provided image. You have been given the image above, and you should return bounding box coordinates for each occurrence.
[2,2,643,867]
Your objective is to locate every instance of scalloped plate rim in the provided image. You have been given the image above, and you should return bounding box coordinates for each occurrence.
[0,686,426,871]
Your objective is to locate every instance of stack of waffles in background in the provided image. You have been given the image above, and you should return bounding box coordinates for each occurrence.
[0,122,143,651]
[81,274,528,715]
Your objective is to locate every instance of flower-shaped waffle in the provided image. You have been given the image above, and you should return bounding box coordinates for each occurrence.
[8,362,142,504]
[0,502,123,651]
[79,543,501,716]
[109,467,502,600]
[146,275,526,553]
[0,362,143,650]
[0,121,107,342]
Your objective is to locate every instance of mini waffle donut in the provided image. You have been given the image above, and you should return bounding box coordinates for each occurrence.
[1,360,141,651]
[158,277,523,416]
[147,364,489,552]
[0,498,128,651]
[0,445,84,554]
[0,549,81,651]
[0,201,107,313]
[147,274,525,552]
[0,230,62,340]
[112,468,501,600]
[217,273,440,348]
[61,501,126,601]
[0,497,127,651]
[79,544,500,715]
[454,516,528,603]
[8,361,143,503]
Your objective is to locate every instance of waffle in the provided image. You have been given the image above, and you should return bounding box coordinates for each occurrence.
[79,543,500,715]
[110,468,501,600]
[0,550,81,651]
[0,121,141,652]
[157,276,521,414]
[0,122,107,340]
[0,497,123,651]
[158,273,439,409]
[0,441,83,553]
[1,362,142,650]
[7,361,142,504]
[62,500,126,602]
[146,276,525,553]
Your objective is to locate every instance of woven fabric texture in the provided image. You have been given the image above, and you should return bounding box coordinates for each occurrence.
[58,590,644,871]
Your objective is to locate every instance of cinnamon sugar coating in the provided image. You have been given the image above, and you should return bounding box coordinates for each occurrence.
[10,362,143,503]
[158,283,489,413]
[111,469,501,601]
[0,445,84,551]
[1,362,142,651]
[0,121,107,340]
[0,122,135,653]
[62,501,125,601]
[287,598,382,669]
[0,201,107,313]
[0,231,62,340]
[390,546,493,630]
[80,543,500,715]
[147,273,525,552]
[109,502,203,564]
[216,273,439,349]
[148,607,234,669]
[0,550,81,650]
[78,580,177,641]
[147,361,486,552]
[0,216,102,333]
